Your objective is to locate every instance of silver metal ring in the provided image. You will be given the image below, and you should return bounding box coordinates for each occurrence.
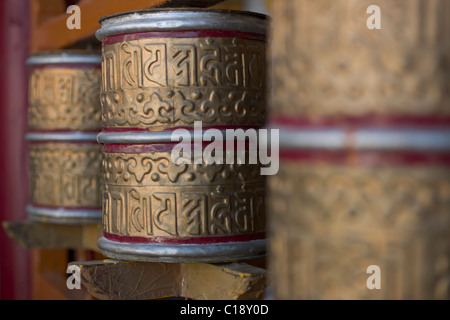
[98,131,179,144]
[278,128,346,150]
[96,9,268,40]
[355,129,450,151]
[97,236,266,263]
[276,126,450,151]
[26,132,99,142]
[27,205,102,225]
[97,130,229,144]
[26,52,101,66]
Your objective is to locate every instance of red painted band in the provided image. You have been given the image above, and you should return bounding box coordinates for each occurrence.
[101,125,262,153]
[280,150,450,166]
[271,115,450,129]
[31,204,102,211]
[103,30,267,45]
[103,143,176,153]
[104,232,265,245]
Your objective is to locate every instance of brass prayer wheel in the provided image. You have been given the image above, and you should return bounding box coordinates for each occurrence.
[269,0,450,299]
[96,9,268,262]
[26,52,103,224]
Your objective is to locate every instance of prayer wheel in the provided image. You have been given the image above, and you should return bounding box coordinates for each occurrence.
[96,9,268,262]
[26,52,103,225]
[268,0,450,299]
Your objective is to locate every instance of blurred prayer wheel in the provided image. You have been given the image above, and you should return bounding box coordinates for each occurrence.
[26,52,103,225]
[269,0,450,299]
[96,9,268,262]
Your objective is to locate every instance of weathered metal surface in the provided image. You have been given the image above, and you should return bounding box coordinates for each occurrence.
[270,0,450,121]
[26,51,103,224]
[96,9,268,262]
[28,143,101,208]
[27,53,102,131]
[97,14,267,130]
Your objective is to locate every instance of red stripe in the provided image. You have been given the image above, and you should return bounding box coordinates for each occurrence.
[280,150,450,166]
[103,30,266,45]
[101,125,262,153]
[271,115,450,129]
[31,204,102,211]
[103,143,177,153]
[104,232,265,245]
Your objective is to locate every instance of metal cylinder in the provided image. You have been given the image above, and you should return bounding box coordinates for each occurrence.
[26,51,103,224]
[269,0,450,299]
[96,9,268,262]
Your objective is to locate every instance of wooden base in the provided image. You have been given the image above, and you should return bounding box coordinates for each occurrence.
[70,259,267,300]
[4,220,267,300]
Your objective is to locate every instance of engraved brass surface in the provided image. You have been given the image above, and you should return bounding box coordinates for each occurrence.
[98,11,268,259]
[268,162,450,299]
[29,143,102,208]
[101,36,266,129]
[28,67,102,131]
[270,0,450,118]
[268,0,450,299]
[102,151,265,238]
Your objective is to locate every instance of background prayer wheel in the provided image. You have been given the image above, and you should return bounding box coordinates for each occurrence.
[96,9,268,262]
[268,0,450,299]
[26,52,103,225]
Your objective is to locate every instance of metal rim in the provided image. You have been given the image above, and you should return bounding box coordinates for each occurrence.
[97,129,259,144]
[27,205,102,225]
[96,9,268,40]
[26,52,101,66]
[278,128,346,150]
[97,236,266,263]
[26,132,99,142]
[98,130,208,144]
[100,127,450,150]
[276,126,450,151]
